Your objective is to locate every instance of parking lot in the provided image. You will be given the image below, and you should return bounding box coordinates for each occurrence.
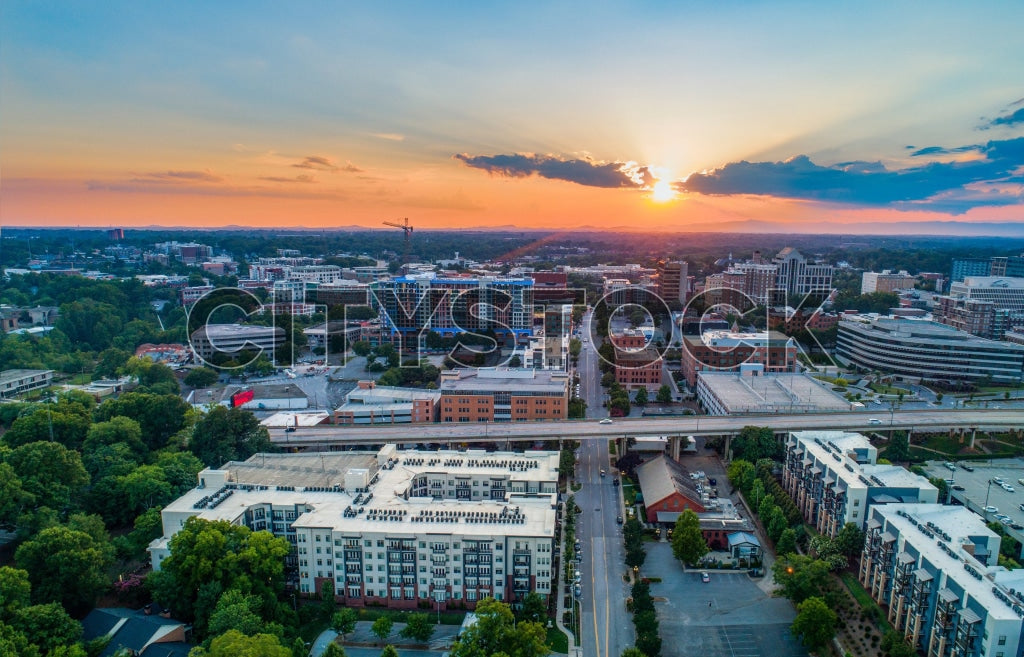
[645,543,807,657]
[922,458,1024,554]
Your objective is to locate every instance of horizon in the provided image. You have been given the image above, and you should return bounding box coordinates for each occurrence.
[2,3,1024,232]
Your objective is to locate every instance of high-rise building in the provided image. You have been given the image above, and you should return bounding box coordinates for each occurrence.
[990,255,1024,278]
[937,276,1024,339]
[772,247,833,299]
[950,258,991,285]
[657,261,689,306]
[680,330,797,387]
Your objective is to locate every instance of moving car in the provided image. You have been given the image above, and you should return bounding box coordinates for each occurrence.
[701,572,710,583]
[960,464,975,472]
[600,469,606,477]
[616,515,623,524]
[952,485,965,491]
[599,418,613,424]
[868,418,882,425]
[709,477,717,486]
[613,477,620,487]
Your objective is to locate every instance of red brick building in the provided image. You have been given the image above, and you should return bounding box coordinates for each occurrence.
[635,455,706,523]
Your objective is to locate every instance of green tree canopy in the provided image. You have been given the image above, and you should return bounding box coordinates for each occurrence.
[10,602,83,656]
[371,616,394,644]
[83,416,148,459]
[331,608,358,639]
[732,426,780,462]
[94,392,191,451]
[399,612,435,643]
[772,554,831,603]
[189,405,274,467]
[0,566,31,619]
[189,630,291,657]
[449,597,549,657]
[184,366,221,389]
[671,509,709,565]
[655,385,673,404]
[5,441,90,514]
[15,526,113,614]
[790,596,837,652]
[776,528,798,557]
[1,407,92,451]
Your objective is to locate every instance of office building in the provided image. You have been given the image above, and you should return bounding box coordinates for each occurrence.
[951,258,992,285]
[836,316,1024,383]
[859,503,1024,657]
[371,274,533,346]
[190,324,285,362]
[680,330,797,387]
[862,270,918,295]
[0,369,54,398]
[782,431,938,537]
[150,448,559,610]
[938,277,1024,339]
[438,368,568,423]
[773,247,833,299]
[990,255,1024,278]
[657,261,689,306]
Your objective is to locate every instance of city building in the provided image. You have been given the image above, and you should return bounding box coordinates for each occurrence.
[0,369,54,398]
[656,260,689,306]
[438,368,568,423]
[859,503,1024,657]
[614,348,663,393]
[309,281,371,307]
[180,285,214,307]
[371,274,533,346]
[950,258,992,285]
[861,270,918,294]
[150,448,559,609]
[933,297,998,340]
[188,384,309,411]
[635,454,707,523]
[990,255,1024,278]
[189,324,285,362]
[766,306,839,333]
[772,247,833,299]
[679,330,797,387]
[334,381,441,425]
[836,316,1024,383]
[520,334,569,371]
[696,365,852,415]
[937,276,1024,339]
[155,241,213,264]
[782,431,939,537]
[287,265,344,285]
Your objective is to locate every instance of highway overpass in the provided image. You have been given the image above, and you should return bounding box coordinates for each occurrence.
[270,408,1023,448]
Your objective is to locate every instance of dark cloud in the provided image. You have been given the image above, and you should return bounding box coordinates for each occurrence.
[909,145,981,157]
[454,153,650,189]
[677,138,1024,211]
[988,106,1024,128]
[134,170,223,183]
[292,156,362,173]
[258,174,317,183]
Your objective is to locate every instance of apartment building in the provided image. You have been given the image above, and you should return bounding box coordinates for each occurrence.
[656,261,689,306]
[937,276,1024,339]
[782,431,938,537]
[439,368,569,422]
[862,270,918,294]
[150,447,558,610]
[859,503,1024,657]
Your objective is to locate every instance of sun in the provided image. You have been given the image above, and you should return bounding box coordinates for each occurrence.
[651,179,677,202]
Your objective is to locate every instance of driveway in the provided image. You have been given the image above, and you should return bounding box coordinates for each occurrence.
[645,542,807,657]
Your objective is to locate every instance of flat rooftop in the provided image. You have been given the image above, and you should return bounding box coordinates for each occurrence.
[699,372,850,413]
[440,368,568,394]
[0,368,52,384]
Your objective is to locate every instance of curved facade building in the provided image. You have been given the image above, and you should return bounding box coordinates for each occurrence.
[836,316,1024,383]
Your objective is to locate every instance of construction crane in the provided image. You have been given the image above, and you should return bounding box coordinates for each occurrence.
[383,217,414,264]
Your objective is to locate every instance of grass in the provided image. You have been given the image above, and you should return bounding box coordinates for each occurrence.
[869,383,910,395]
[67,373,92,385]
[546,626,569,653]
[609,440,617,455]
[620,475,638,506]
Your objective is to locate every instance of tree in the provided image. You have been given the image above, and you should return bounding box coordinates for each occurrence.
[320,580,336,620]
[155,450,206,495]
[772,554,831,603]
[633,387,648,406]
[731,426,780,461]
[1,408,92,451]
[0,463,34,528]
[331,608,358,640]
[518,591,547,625]
[379,646,399,657]
[6,441,90,514]
[95,347,132,379]
[790,596,837,652]
[882,631,917,657]
[189,630,290,657]
[122,357,180,394]
[56,299,123,351]
[371,616,394,644]
[776,528,798,556]
[671,509,709,565]
[0,566,31,618]
[449,597,548,657]
[189,405,274,467]
[94,393,191,451]
[726,460,756,494]
[15,526,113,614]
[351,341,372,357]
[767,507,788,543]
[147,517,291,623]
[399,612,435,643]
[834,523,866,558]
[10,602,83,656]
[322,644,347,657]
[655,384,673,404]
[623,517,647,569]
[83,416,148,460]
[185,367,220,389]
[885,431,909,462]
[206,589,275,640]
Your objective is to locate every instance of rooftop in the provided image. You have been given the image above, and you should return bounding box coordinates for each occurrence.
[0,368,53,384]
[440,368,569,394]
[698,371,850,414]
[635,454,705,507]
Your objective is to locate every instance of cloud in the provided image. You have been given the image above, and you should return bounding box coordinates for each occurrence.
[988,106,1024,128]
[676,137,1024,212]
[908,145,981,157]
[370,133,405,141]
[132,170,224,183]
[258,174,317,183]
[292,156,363,173]
[454,152,652,189]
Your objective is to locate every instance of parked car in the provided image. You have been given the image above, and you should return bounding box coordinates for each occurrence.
[701,572,710,583]
[960,464,975,472]
[944,462,956,471]
[984,505,999,513]
[952,485,965,491]
[616,515,623,524]
[709,477,717,486]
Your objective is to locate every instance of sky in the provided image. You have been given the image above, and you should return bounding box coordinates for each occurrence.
[2,2,1024,233]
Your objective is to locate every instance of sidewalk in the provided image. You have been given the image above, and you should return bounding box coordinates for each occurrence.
[555,491,578,656]
[311,621,460,657]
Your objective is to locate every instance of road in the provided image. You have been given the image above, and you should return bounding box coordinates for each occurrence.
[575,427,633,657]
[269,408,1024,447]
[578,309,607,420]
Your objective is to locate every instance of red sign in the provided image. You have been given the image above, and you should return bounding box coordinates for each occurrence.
[231,389,255,407]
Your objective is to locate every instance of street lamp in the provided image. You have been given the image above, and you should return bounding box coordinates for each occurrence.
[984,479,995,513]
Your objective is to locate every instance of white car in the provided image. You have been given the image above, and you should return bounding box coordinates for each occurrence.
[1004,485,1016,493]
[868,418,882,425]
[599,418,613,424]
[984,506,999,513]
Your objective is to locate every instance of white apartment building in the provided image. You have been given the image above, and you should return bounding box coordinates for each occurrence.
[860,504,1024,657]
[150,447,558,610]
[782,431,938,538]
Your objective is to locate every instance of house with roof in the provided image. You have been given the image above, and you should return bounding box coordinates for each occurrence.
[81,606,191,657]
[727,531,762,560]
[635,454,706,523]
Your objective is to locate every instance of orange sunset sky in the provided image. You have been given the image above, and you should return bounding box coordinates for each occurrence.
[2,2,1024,232]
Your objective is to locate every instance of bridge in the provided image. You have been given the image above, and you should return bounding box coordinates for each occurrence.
[270,408,1023,449]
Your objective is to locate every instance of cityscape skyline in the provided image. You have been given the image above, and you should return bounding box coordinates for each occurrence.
[3,3,1024,233]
